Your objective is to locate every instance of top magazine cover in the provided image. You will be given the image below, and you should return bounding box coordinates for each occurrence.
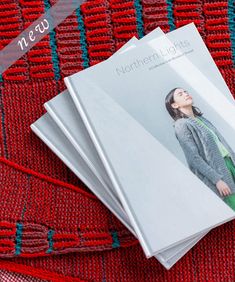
[64,23,235,257]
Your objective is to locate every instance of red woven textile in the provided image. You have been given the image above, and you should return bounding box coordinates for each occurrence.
[0,0,235,281]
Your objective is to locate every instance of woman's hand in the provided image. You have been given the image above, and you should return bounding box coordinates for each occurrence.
[216,180,232,197]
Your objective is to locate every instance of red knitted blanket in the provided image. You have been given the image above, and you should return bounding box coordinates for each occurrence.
[0,0,235,281]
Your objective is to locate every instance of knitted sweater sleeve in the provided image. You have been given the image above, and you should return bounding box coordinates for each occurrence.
[174,120,223,185]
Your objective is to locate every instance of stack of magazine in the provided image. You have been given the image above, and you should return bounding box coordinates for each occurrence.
[31,22,235,270]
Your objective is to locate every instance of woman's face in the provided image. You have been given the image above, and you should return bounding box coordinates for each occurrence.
[171,88,193,110]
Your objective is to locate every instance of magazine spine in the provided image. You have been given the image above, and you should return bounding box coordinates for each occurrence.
[30,117,135,234]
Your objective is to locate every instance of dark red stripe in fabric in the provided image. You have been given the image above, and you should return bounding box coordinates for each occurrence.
[142,0,171,33]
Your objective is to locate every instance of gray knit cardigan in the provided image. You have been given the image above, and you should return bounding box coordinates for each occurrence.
[174,115,235,199]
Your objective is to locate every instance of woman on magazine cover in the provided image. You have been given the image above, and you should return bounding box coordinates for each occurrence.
[165,87,235,211]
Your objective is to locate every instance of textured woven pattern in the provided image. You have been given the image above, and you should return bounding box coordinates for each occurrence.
[0,0,235,281]
[0,269,44,282]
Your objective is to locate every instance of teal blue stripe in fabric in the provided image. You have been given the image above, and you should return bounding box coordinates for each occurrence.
[134,0,145,38]
[43,0,61,81]
[228,0,235,66]
[111,231,120,248]
[15,222,23,255]
[46,229,55,254]
[166,0,175,31]
[0,75,3,83]
[76,7,89,69]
